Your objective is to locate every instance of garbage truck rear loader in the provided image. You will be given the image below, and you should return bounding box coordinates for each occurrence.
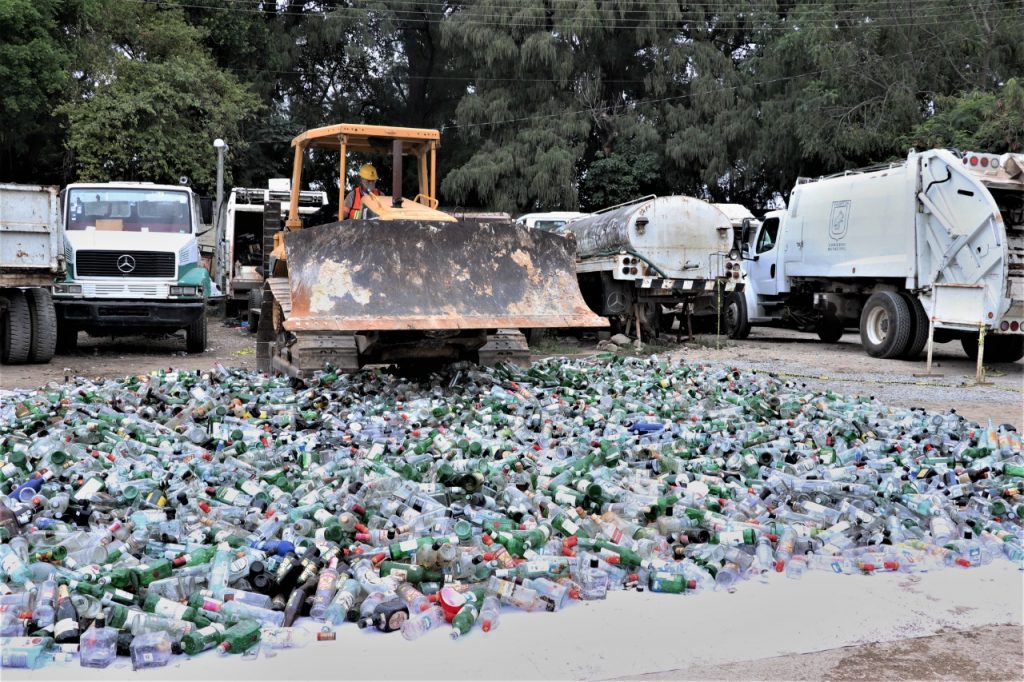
[731,149,1023,362]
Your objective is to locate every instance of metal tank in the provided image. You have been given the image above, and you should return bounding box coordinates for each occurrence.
[562,196,736,279]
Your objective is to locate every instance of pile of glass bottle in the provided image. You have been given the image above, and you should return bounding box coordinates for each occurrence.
[1,354,1021,668]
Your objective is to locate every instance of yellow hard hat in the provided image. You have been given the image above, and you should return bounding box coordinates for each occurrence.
[358,164,378,181]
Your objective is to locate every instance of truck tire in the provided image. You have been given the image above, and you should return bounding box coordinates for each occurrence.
[724,293,751,339]
[961,334,1024,363]
[899,293,929,359]
[859,291,912,359]
[246,289,261,334]
[186,314,208,353]
[1,289,32,364]
[25,288,56,363]
[56,320,78,353]
[815,314,844,343]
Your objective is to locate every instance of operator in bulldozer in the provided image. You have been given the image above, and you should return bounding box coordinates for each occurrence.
[343,163,382,219]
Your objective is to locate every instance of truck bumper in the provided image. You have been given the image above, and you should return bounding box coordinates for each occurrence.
[54,298,204,333]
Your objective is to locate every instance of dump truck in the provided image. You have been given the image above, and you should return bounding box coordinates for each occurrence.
[54,182,213,353]
[728,149,1024,362]
[558,195,742,337]
[0,184,62,365]
[259,124,605,376]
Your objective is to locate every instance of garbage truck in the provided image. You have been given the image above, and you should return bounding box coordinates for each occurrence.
[727,149,1023,362]
[53,181,213,353]
[558,195,743,337]
[259,123,606,376]
[0,184,62,365]
[213,181,327,331]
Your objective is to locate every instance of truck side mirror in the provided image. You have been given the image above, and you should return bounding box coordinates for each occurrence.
[199,197,213,225]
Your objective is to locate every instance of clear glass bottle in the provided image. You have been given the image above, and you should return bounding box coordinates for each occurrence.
[579,558,609,600]
[79,615,117,668]
[130,630,174,670]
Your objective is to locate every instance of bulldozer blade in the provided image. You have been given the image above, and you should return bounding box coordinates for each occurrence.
[282,220,608,332]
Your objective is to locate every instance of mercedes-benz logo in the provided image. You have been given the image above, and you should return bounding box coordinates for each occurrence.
[116,254,136,273]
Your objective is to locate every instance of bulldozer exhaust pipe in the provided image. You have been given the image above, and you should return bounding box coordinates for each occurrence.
[392,140,403,209]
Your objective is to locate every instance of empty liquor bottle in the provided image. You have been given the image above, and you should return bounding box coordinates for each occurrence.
[130,630,174,669]
[217,619,261,654]
[478,595,501,633]
[400,605,445,641]
[79,615,117,668]
[357,597,409,633]
[0,636,54,668]
[181,622,226,656]
[52,584,80,644]
[308,558,340,621]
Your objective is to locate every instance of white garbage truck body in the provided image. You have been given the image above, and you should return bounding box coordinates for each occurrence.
[561,195,742,335]
[732,148,1023,362]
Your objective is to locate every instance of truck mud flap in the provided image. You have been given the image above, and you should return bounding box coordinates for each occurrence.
[281,220,608,332]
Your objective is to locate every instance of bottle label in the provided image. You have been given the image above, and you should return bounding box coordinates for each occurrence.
[153,599,188,620]
[2,652,28,668]
[73,477,103,501]
[219,488,240,503]
[560,519,579,535]
[389,568,408,582]
[398,539,417,554]
[54,617,77,637]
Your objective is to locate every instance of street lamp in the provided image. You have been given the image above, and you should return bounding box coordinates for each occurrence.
[213,138,229,221]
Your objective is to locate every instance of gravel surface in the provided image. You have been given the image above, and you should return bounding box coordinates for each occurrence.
[2,318,1019,428]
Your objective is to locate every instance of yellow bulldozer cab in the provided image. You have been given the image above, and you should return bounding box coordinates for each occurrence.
[283,123,454,229]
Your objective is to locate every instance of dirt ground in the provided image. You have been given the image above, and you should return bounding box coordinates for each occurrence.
[2,318,1021,428]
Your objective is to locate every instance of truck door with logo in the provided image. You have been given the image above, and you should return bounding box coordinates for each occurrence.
[747,216,782,296]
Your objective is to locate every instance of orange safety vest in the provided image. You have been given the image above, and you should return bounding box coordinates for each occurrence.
[346,186,381,219]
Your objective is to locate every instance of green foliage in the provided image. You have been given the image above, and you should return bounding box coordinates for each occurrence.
[0,0,69,181]
[58,3,259,195]
[902,79,1024,153]
[579,151,661,211]
[3,0,1023,210]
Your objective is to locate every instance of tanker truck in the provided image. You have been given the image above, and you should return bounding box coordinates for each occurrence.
[726,149,1023,363]
[559,196,742,337]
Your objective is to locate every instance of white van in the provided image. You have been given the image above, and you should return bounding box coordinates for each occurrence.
[515,211,589,232]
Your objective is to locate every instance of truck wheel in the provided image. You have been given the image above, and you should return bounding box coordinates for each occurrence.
[25,288,56,363]
[246,289,261,334]
[724,293,751,339]
[859,291,912,359]
[56,320,78,353]
[899,293,929,359]
[815,314,844,343]
[961,334,1024,363]
[186,314,208,353]
[1,289,32,364]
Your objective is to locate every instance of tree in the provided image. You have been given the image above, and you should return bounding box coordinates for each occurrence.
[59,2,260,195]
[0,0,71,183]
[902,78,1024,153]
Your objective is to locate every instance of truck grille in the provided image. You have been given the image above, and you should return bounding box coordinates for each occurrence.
[75,250,175,278]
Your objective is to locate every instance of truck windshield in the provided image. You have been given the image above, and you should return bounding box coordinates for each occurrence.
[66,189,191,234]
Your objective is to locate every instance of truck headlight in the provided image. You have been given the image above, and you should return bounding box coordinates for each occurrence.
[54,284,82,295]
[170,285,200,296]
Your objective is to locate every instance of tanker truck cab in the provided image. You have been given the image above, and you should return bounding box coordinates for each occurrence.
[53,182,211,353]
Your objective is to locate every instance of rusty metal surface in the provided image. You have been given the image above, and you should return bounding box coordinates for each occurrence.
[282,220,608,332]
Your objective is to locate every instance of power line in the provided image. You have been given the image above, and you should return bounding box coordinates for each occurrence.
[439,40,944,131]
[120,0,1019,31]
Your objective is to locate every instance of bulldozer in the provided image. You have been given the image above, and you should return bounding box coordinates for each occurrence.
[257,123,606,377]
